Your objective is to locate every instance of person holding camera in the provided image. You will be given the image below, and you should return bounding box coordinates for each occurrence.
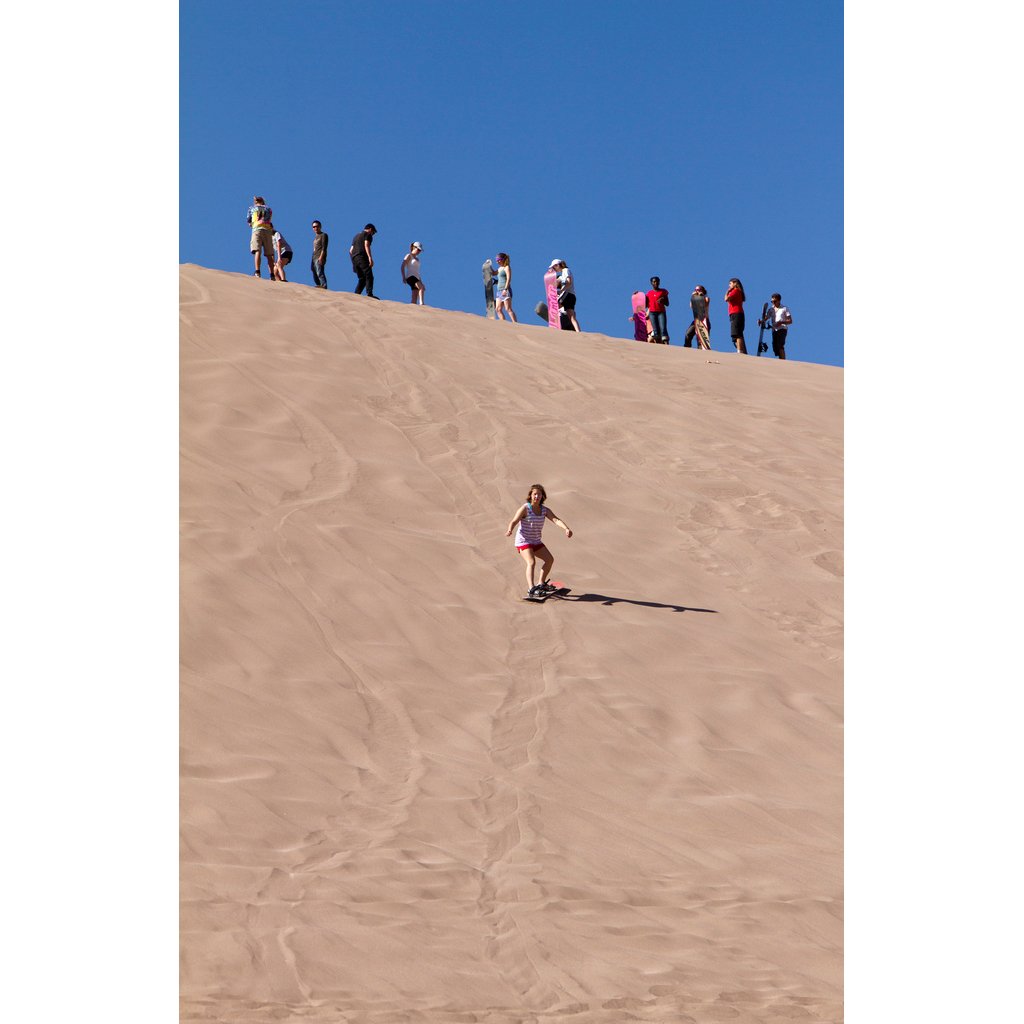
[683,285,711,348]
[725,278,747,354]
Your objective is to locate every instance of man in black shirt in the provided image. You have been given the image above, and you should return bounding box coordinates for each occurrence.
[349,223,378,297]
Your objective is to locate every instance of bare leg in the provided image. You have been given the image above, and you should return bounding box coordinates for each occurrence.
[417,283,425,306]
[519,548,538,590]
[537,544,554,583]
[508,305,518,323]
[735,335,747,354]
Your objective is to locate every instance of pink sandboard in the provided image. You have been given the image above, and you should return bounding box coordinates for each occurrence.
[544,270,560,329]
[631,291,649,341]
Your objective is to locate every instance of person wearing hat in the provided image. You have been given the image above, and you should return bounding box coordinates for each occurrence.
[550,260,581,332]
[271,228,293,282]
[645,276,670,343]
[349,223,378,298]
[401,242,425,305]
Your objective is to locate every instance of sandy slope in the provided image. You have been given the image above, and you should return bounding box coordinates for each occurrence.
[180,266,843,1023]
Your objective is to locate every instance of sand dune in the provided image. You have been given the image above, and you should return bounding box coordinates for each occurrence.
[180,265,843,1022]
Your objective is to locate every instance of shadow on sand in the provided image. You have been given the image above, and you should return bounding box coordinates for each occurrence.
[556,592,717,614]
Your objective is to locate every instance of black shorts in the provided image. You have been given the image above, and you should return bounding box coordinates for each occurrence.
[729,311,745,337]
[560,293,576,311]
[279,252,292,266]
[772,328,788,355]
[406,276,421,290]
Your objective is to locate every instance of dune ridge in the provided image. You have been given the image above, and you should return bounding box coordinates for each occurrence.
[180,265,843,1022]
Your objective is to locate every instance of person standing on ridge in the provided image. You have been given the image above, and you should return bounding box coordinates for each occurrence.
[646,277,670,343]
[495,252,517,322]
[350,223,378,297]
[760,292,793,359]
[505,483,573,600]
[311,220,329,288]
[271,228,293,282]
[551,260,581,331]
[246,196,275,278]
[725,278,747,353]
[401,242,425,304]
[683,284,711,348]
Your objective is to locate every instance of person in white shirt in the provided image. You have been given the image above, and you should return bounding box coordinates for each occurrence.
[271,230,293,282]
[550,259,581,332]
[401,242,425,305]
[761,292,793,359]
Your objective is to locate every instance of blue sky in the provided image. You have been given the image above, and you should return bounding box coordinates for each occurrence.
[180,0,842,365]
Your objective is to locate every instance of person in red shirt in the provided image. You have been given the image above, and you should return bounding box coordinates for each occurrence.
[724,278,747,354]
[645,277,670,343]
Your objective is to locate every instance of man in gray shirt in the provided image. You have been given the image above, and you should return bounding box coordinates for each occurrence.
[311,220,328,288]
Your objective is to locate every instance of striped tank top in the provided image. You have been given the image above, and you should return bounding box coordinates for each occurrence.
[514,504,546,546]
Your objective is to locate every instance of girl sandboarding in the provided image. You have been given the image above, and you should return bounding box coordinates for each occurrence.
[505,484,573,600]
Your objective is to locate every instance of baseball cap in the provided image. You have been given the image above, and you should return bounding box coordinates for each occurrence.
[549,259,563,269]
[412,241,423,251]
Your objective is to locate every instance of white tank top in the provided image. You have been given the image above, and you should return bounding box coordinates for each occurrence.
[514,504,546,546]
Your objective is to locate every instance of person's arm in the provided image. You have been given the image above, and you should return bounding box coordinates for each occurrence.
[781,308,793,325]
[505,263,512,289]
[364,238,373,267]
[401,254,408,283]
[320,235,327,266]
[663,290,669,306]
[544,508,572,538]
[506,506,526,536]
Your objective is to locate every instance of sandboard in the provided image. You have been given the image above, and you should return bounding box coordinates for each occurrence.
[631,291,650,341]
[544,270,560,329]
[483,259,496,317]
[521,580,572,602]
[535,301,549,322]
[757,301,770,356]
[694,317,711,350]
